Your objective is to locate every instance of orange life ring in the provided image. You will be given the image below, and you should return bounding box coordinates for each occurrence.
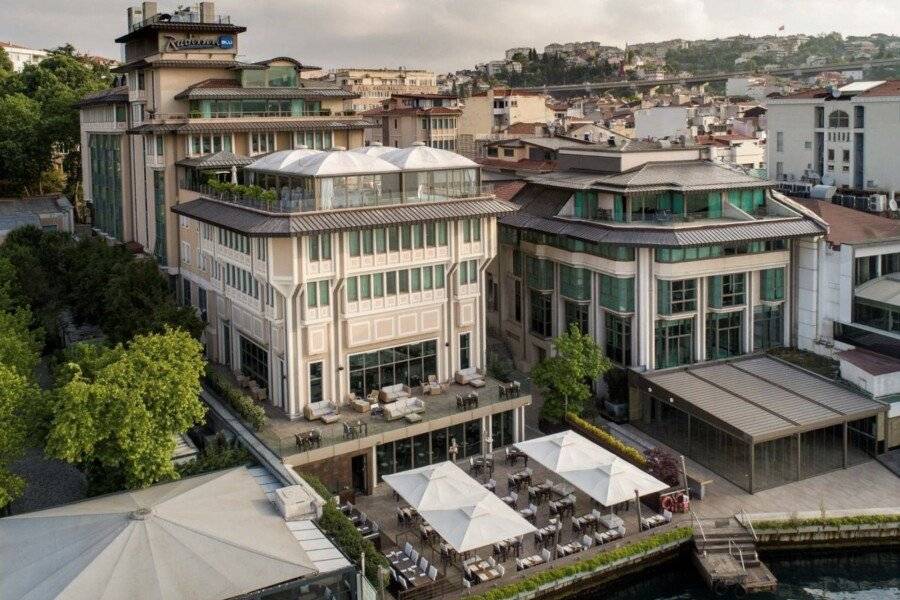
[661,495,676,512]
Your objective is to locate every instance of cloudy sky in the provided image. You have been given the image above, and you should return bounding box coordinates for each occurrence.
[4,0,899,72]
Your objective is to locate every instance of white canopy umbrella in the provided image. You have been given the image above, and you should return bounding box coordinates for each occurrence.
[382,462,535,553]
[515,430,668,507]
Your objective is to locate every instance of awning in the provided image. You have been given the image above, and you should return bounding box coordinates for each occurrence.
[382,462,535,553]
[515,431,668,506]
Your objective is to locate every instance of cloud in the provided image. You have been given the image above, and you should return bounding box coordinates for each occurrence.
[1,0,897,72]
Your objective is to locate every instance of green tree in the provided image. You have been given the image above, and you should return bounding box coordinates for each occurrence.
[0,47,12,75]
[0,93,45,194]
[45,328,207,494]
[532,324,612,423]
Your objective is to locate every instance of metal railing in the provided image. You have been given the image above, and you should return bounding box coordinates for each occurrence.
[130,11,232,31]
[728,539,746,573]
[690,509,707,556]
[741,508,758,542]
[187,110,339,119]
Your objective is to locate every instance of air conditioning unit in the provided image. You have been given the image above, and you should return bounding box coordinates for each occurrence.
[868,194,887,212]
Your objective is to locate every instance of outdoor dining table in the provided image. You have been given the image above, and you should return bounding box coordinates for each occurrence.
[391,555,428,587]
[499,380,521,400]
[468,559,501,584]
[527,482,552,503]
[419,523,436,542]
[506,448,529,466]
[599,513,624,530]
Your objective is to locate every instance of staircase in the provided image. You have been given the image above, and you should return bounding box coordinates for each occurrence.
[691,514,778,595]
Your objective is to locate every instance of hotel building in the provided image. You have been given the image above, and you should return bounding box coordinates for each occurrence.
[78,1,375,266]
[489,139,888,492]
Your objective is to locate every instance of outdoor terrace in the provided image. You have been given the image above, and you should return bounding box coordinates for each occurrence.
[254,376,531,465]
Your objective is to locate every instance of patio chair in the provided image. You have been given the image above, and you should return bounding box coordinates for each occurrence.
[520,503,537,521]
[342,422,352,440]
[541,548,551,563]
[582,534,593,549]
[487,556,496,567]
[419,556,429,573]
[497,564,505,576]
[399,577,408,591]
[389,567,397,583]
[410,549,419,563]
[404,542,413,557]
[462,579,471,589]
[515,558,525,571]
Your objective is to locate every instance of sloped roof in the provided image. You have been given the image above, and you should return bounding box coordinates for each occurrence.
[128,117,378,134]
[176,150,254,168]
[380,144,476,170]
[246,148,323,172]
[174,78,355,100]
[855,273,900,307]
[0,468,316,600]
[286,150,400,176]
[76,85,129,107]
[794,198,900,246]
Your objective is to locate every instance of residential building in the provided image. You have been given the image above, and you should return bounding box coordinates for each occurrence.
[633,106,692,140]
[767,80,900,192]
[0,194,74,242]
[367,93,461,149]
[172,143,530,492]
[697,134,766,171]
[333,67,438,113]
[792,199,900,427]
[77,1,375,267]
[0,40,47,72]
[481,136,594,163]
[489,139,890,491]
[457,88,553,157]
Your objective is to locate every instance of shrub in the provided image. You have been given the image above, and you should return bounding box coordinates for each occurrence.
[206,371,267,430]
[469,527,693,600]
[644,448,681,487]
[300,472,389,587]
[754,514,900,530]
[566,413,647,469]
[176,433,253,477]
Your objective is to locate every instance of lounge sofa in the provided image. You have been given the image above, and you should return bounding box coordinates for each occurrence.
[384,397,425,421]
[304,400,336,422]
[379,383,411,403]
[455,367,485,388]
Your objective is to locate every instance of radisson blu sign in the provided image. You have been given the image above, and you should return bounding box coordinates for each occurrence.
[163,34,234,51]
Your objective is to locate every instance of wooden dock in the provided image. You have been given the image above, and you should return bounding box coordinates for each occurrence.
[692,516,778,596]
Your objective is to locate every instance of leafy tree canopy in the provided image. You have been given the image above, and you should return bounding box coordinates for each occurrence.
[45,328,207,494]
[532,324,612,423]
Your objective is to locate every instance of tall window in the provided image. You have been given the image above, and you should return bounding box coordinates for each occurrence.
[459,333,471,369]
[530,290,553,337]
[560,265,591,301]
[348,340,438,395]
[605,313,632,366]
[599,275,634,312]
[564,301,589,334]
[708,274,745,308]
[657,279,696,314]
[309,361,323,404]
[239,336,269,386]
[307,280,330,308]
[250,132,276,155]
[89,134,123,241]
[775,131,783,152]
[760,268,785,301]
[706,312,743,359]
[294,130,333,149]
[655,318,693,368]
[854,255,878,286]
[828,110,849,128]
[153,170,167,265]
[513,280,522,322]
[754,305,783,351]
[308,234,331,261]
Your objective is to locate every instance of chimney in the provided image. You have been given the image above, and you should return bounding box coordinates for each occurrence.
[142,2,157,20]
[199,2,215,23]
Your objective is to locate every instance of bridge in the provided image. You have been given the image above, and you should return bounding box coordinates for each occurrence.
[516,57,900,94]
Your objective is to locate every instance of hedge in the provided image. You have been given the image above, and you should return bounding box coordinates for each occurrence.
[300,473,390,587]
[566,413,648,469]
[470,527,693,600]
[206,371,267,431]
[753,514,900,530]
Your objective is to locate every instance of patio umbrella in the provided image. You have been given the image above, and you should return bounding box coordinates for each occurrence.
[515,430,668,507]
[421,496,536,554]
[0,467,317,600]
[382,462,485,511]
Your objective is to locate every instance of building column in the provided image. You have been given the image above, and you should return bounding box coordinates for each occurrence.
[744,271,754,355]
[483,415,493,454]
[696,276,707,363]
[369,444,378,492]
[512,406,520,443]
[636,248,653,369]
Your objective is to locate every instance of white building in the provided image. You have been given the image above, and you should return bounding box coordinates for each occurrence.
[767,81,900,192]
[0,41,47,72]
[792,198,900,407]
[726,77,778,102]
[634,106,692,140]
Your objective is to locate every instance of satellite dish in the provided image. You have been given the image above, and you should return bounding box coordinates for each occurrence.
[889,198,898,212]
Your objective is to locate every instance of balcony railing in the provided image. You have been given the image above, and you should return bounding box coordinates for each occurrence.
[182,181,495,214]
[187,109,336,119]
[130,11,232,31]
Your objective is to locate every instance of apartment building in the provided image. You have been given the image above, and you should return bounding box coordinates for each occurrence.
[367,93,461,149]
[333,67,438,113]
[0,41,47,72]
[172,143,530,491]
[78,2,374,267]
[488,140,891,492]
[457,88,553,157]
[767,80,900,192]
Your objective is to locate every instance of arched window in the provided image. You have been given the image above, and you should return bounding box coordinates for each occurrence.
[828,110,849,128]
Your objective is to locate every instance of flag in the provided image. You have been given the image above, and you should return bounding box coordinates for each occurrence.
[778,25,785,31]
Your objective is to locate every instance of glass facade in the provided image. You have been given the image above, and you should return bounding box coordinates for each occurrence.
[348,340,438,396]
[655,318,694,368]
[753,305,783,350]
[708,273,745,308]
[189,98,321,118]
[727,188,766,213]
[760,268,785,301]
[526,256,554,290]
[153,170,167,265]
[657,279,696,315]
[239,335,269,386]
[656,240,786,263]
[605,313,632,366]
[560,265,591,300]
[706,311,744,359]
[599,275,634,312]
[89,134,123,240]
[854,300,900,334]
[564,301,589,334]
[529,290,553,337]
[374,413,514,481]
[504,227,634,261]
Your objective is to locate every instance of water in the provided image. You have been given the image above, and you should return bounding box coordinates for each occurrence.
[577,549,900,600]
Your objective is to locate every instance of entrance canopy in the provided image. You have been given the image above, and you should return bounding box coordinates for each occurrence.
[515,430,668,506]
[382,462,535,553]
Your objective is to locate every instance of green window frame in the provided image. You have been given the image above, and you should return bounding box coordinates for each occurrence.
[526,256,554,290]
[347,277,358,301]
[435,264,445,288]
[349,231,360,256]
[605,313,632,366]
[560,265,591,301]
[386,271,397,295]
[708,274,745,308]
[359,274,371,299]
[411,268,421,292]
[760,268,785,301]
[599,275,634,312]
[373,273,384,298]
[437,222,448,245]
[399,270,409,293]
[655,318,694,369]
[706,311,743,359]
[657,279,696,315]
[375,228,386,253]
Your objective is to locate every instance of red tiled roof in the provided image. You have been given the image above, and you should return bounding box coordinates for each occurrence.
[369,106,461,117]
[492,180,528,202]
[504,122,545,134]
[837,348,900,376]
[793,198,900,245]
[860,80,900,97]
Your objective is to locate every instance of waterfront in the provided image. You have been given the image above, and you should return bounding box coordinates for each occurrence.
[582,549,900,599]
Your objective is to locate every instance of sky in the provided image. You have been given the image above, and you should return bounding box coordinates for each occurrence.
[3,0,899,73]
